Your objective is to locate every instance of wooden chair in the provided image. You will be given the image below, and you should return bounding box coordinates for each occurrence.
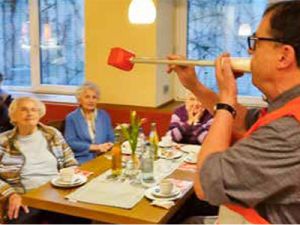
[47,120,66,134]
[0,197,8,223]
[217,205,269,224]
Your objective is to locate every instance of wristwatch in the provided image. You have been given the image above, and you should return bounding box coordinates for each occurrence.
[214,103,236,118]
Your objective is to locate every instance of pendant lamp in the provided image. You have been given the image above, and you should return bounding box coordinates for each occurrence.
[128,0,156,24]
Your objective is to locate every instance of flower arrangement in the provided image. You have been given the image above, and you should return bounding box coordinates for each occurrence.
[120,111,145,155]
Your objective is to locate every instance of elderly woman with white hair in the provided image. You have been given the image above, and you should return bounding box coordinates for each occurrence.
[64,81,114,164]
[0,97,79,223]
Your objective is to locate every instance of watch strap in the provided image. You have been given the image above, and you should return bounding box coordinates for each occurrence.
[214,103,236,118]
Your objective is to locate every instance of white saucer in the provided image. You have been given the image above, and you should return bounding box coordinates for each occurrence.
[184,155,197,164]
[152,186,181,198]
[180,144,201,153]
[121,140,143,155]
[144,186,181,201]
[158,150,183,160]
[51,174,87,188]
[158,141,173,148]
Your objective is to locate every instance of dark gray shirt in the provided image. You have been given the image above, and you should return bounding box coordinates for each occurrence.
[200,85,300,224]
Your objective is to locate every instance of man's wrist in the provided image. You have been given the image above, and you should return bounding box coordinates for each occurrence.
[214,103,237,118]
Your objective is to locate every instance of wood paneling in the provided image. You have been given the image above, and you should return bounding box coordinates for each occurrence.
[42,101,182,137]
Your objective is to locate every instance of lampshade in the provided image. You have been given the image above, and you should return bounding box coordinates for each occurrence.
[238,23,252,37]
[128,0,156,24]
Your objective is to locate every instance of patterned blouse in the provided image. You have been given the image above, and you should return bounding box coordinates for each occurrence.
[169,105,213,145]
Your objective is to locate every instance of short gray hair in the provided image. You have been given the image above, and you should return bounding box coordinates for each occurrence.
[75,81,100,101]
[8,97,46,124]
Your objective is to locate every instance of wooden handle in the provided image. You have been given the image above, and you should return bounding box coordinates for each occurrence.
[132,57,215,67]
[132,57,251,73]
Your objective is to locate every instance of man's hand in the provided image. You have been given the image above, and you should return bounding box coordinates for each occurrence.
[215,53,238,106]
[8,193,29,220]
[166,55,200,92]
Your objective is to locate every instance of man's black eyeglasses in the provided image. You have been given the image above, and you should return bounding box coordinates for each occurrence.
[247,34,287,50]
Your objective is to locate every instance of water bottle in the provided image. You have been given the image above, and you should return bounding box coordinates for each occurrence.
[149,122,159,160]
[138,127,146,146]
[141,143,154,183]
[111,131,122,176]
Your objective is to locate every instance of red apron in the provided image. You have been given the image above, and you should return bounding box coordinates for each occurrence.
[223,96,300,224]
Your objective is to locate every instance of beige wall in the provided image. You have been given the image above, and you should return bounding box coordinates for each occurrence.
[85,0,174,107]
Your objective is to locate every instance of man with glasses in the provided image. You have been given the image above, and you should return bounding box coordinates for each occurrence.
[168,1,300,223]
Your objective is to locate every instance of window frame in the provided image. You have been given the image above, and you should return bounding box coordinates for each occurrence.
[174,0,267,107]
[3,0,81,95]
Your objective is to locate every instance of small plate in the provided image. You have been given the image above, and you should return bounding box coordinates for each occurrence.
[159,150,183,160]
[152,186,181,198]
[144,186,182,201]
[51,174,87,188]
[158,141,173,148]
[184,155,197,164]
[121,140,143,155]
[180,145,201,153]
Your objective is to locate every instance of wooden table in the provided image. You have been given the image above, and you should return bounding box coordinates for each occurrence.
[22,155,195,224]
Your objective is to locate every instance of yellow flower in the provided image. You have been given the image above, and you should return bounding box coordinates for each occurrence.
[120,111,144,155]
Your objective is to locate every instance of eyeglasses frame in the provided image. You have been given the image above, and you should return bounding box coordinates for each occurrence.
[247,34,288,51]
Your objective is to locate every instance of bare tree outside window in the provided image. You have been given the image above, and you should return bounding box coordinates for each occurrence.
[0,0,84,89]
[187,0,267,97]
[39,0,84,85]
[0,0,31,86]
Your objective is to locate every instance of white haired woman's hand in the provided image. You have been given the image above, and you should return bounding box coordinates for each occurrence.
[90,142,113,154]
[8,193,29,220]
[98,142,114,153]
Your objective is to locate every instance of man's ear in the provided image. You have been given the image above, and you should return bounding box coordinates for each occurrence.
[277,45,296,69]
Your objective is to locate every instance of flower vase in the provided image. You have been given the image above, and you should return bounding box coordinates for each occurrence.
[131,152,140,170]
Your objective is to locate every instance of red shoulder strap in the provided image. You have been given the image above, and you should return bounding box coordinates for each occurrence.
[245,96,300,137]
[225,204,269,224]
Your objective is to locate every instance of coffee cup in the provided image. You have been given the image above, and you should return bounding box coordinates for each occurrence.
[161,136,172,147]
[159,179,174,195]
[59,167,75,183]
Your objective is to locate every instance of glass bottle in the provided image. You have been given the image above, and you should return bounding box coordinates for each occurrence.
[149,122,159,160]
[138,127,146,152]
[111,131,122,177]
[141,143,154,183]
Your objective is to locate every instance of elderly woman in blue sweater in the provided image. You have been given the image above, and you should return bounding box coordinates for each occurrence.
[64,82,114,164]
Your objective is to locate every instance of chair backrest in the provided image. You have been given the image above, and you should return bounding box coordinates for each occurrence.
[0,197,8,223]
[47,120,66,134]
[218,205,249,224]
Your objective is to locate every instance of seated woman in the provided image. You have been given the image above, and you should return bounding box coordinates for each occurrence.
[169,93,213,145]
[0,97,80,223]
[64,82,114,164]
[168,94,218,222]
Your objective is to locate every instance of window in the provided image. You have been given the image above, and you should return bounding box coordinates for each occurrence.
[0,0,30,86]
[0,0,85,93]
[175,0,268,105]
